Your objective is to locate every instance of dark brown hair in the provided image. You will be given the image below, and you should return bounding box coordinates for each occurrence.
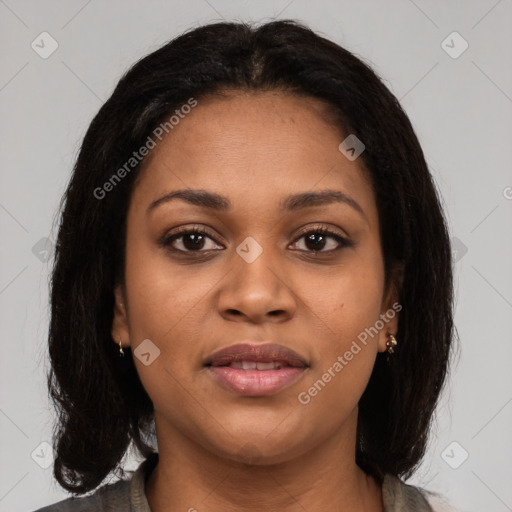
[48,19,454,494]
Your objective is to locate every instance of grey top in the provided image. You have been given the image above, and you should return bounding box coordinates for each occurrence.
[33,453,433,511]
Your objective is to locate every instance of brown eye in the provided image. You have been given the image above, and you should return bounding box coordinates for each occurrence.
[291,227,352,253]
[161,227,223,253]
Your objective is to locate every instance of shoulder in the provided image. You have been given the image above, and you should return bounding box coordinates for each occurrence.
[31,453,158,512]
[421,492,463,512]
[31,478,131,512]
[382,474,461,512]
[382,474,434,511]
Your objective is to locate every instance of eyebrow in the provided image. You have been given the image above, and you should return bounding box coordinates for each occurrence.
[146,188,368,222]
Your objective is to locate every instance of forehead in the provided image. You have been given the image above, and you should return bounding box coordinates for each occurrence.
[145,90,347,167]
[132,91,376,222]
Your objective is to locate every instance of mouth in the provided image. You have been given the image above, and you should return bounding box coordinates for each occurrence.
[205,343,308,397]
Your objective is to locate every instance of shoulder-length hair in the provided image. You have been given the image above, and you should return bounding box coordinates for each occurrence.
[48,19,454,494]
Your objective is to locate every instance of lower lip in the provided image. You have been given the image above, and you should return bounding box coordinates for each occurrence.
[207,366,306,396]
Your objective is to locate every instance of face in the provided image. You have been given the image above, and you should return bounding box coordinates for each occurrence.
[112,90,399,465]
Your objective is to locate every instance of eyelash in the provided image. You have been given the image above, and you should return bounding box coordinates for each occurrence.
[159,224,352,256]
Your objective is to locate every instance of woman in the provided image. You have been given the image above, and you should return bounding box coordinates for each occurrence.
[35,19,454,511]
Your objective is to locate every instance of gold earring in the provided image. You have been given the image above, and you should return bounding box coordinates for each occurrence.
[119,338,125,356]
[386,333,397,354]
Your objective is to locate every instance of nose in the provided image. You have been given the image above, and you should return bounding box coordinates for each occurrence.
[217,246,297,324]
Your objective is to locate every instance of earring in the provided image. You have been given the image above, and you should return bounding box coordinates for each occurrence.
[386,333,397,354]
[119,338,125,356]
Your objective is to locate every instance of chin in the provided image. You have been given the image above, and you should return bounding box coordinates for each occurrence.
[201,424,313,468]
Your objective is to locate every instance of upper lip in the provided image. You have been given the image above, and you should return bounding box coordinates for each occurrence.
[205,343,308,368]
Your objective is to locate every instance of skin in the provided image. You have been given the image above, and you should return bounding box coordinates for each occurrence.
[112,90,400,511]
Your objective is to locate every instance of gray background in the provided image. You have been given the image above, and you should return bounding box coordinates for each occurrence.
[1,1,511,511]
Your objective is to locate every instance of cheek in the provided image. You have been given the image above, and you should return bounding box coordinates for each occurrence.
[122,249,209,418]
[299,249,385,406]
[309,249,385,345]
[121,238,200,402]
[124,233,212,342]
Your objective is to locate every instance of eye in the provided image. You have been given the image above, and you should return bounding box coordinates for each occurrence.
[160,226,223,253]
[290,226,352,253]
[160,224,352,256]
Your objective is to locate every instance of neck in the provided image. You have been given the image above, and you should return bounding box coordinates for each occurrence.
[145,410,383,512]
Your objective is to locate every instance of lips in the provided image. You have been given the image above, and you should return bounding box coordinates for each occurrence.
[206,343,307,368]
[205,343,308,396]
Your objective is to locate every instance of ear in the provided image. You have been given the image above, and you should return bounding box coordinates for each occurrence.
[111,284,130,350]
[377,263,403,353]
